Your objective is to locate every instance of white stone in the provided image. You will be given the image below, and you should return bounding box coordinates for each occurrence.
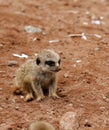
[13,53,28,59]
[24,26,42,33]
[60,112,79,130]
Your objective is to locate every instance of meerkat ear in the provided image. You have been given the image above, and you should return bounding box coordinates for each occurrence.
[36,57,41,65]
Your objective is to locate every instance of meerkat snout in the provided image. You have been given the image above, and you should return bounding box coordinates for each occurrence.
[13,49,61,101]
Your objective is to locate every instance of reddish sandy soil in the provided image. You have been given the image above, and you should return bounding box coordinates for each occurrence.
[1,0,109,130]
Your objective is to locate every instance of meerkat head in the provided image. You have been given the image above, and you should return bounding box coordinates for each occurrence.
[36,49,61,72]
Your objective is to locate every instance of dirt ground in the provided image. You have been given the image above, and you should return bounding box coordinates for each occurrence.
[1,0,109,130]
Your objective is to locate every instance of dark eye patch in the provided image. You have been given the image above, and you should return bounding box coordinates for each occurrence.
[45,60,55,66]
[36,58,41,65]
[58,59,61,64]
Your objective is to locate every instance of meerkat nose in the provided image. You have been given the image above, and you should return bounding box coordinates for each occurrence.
[55,67,61,72]
[58,68,61,71]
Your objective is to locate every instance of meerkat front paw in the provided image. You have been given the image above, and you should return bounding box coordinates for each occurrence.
[36,95,45,101]
[49,93,60,99]
[24,94,34,101]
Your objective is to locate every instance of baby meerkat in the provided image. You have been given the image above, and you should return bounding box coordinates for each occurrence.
[28,121,55,130]
[13,49,61,101]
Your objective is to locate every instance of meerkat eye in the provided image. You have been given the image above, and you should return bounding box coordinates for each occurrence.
[36,58,41,65]
[45,60,55,66]
[58,59,61,64]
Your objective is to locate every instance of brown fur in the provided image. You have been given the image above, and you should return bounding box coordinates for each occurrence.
[13,49,61,101]
[28,121,55,130]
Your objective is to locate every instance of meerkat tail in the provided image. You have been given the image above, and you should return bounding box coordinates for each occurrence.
[28,121,55,130]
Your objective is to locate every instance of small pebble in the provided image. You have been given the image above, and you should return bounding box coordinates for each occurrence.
[49,39,60,44]
[34,53,38,56]
[0,107,3,111]
[83,22,88,25]
[94,47,100,51]
[81,33,87,40]
[76,59,81,63]
[91,20,101,25]
[0,71,5,73]
[33,37,37,41]
[68,34,82,37]
[73,64,77,67]
[15,106,19,110]
[64,73,69,78]
[67,103,73,107]
[94,34,102,38]
[0,88,3,91]
[100,16,104,20]
[99,106,105,111]
[85,11,90,15]
[67,10,78,14]
[8,60,18,66]
[0,43,3,47]
[20,96,24,99]
[33,37,41,41]
[102,96,106,99]
[24,26,42,33]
